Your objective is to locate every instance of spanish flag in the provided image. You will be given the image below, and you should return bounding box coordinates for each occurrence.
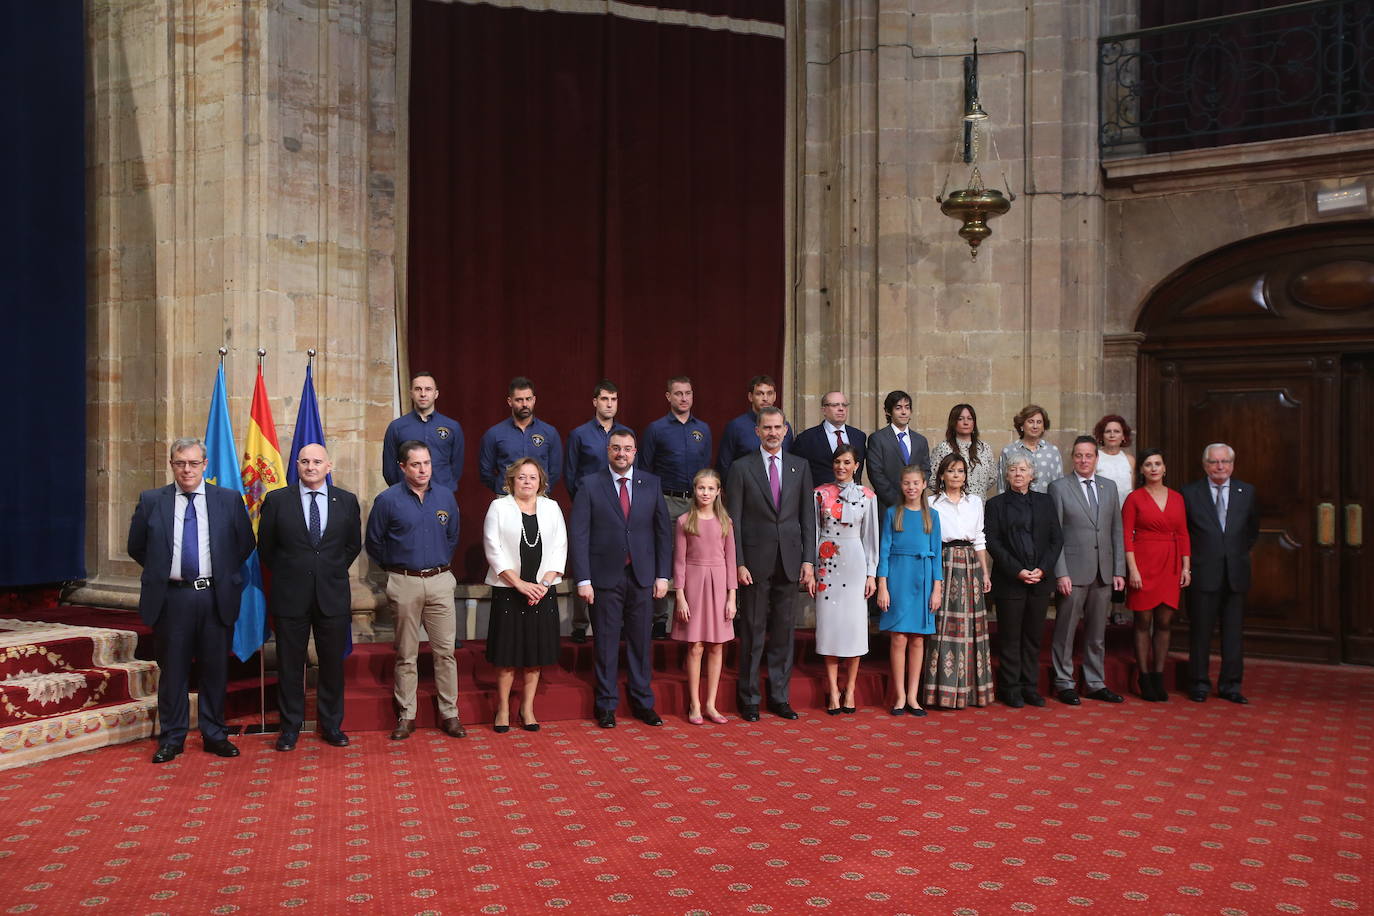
[233,367,286,661]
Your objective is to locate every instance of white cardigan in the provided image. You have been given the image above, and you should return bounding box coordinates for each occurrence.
[482,494,568,587]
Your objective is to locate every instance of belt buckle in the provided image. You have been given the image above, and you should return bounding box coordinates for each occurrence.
[418,566,436,577]
[193,577,210,590]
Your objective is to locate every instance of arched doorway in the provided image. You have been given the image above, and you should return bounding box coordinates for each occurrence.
[1136,220,1374,665]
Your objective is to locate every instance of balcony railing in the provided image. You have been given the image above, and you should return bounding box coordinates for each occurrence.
[1099,0,1374,157]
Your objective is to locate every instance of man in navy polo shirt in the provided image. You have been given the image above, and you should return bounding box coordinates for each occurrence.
[639,375,712,638]
[564,378,633,643]
[366,441,464,741]
[717,374,795,479]
[479,376,563,494]
[382,370,464,492]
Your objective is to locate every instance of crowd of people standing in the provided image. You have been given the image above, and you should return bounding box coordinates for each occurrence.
[128,372,1260,762]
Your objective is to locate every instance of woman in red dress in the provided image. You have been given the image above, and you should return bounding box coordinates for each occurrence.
[1122,449,1191,702]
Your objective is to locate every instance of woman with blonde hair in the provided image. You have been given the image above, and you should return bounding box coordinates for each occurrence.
[482,458,567,732]
[875,464,942,716]
[671,468,737,724]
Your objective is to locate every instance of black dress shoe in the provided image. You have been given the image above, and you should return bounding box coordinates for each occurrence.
[1086,688,1125,704]
[1220,691,1249,704]
[740,705,760,722]
[274,732,299,752]
[1056,689,1081,706]
[1001,692,1025,709]
[151,743,183,764]
[906,705,927,717]
[889,705,906,716]
[571,627,587,644]
[320,729,350,747]
[1021,690,1047,708]
[652,621,668,640]
[595,709,616,728]
[1189,691,1208,702]
[631,706,663,726]
[203,737,240,758]
[767,702,800,720]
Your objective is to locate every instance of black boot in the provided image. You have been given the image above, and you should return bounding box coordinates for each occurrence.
[1152,671,1169,702]
[1138,670,1156,701]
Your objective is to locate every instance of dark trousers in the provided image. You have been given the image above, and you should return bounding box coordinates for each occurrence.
[590,569,655,712]
[1188,576,1245,694]
[275,600,350,735]
[994,584,1051,694]
[735,552,797,707]
[155,586,229,744]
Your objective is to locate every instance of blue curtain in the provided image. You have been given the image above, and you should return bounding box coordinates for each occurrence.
[0,4,86,585]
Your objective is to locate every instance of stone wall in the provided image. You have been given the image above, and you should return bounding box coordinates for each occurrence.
[790,0,1109,458]
[80,1,403,617]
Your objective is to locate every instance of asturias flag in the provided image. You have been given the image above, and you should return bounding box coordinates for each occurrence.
[235,367,287,662]
[286,362,331,488]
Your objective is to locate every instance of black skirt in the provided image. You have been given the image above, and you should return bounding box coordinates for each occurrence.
[485,586,560,668]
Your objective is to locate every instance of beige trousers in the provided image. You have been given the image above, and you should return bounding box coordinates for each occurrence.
[387,570,459,719]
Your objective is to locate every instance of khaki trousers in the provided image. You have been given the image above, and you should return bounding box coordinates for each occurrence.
[387,570,459,719]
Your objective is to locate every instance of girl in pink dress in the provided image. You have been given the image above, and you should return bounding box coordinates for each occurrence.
[671,469,738,724]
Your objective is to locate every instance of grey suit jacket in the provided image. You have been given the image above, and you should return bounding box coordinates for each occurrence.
[866,425,931,510]
[1049,473,1125,584]
[725,450,817,581]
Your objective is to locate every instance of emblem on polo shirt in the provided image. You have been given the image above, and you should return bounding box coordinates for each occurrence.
[531,433,545,447]
[436,510,450,525]
[690,430,704,442]
[436,426,451,440]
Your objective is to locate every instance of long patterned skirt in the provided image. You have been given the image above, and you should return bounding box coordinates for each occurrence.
[922,544,995,708]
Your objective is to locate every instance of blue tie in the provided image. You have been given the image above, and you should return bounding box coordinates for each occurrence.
[309,491,322,546]
[898,431,910,464]
[181,492,199,581]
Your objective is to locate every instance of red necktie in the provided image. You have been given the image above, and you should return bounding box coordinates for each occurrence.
[618,476,631,519]
[834,429,845,449]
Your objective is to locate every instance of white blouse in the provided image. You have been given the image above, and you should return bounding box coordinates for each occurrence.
[1095,450,1133,510]
[928,491,986,550]
[482,495,568,587]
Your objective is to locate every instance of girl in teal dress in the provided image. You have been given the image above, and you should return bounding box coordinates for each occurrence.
[875,466,943,716]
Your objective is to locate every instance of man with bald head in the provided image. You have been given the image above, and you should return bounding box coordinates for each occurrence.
[258,443,363,750]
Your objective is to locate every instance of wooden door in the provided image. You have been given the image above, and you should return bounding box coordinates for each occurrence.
[1147,353,1340,662]
[1341,355,1374,663]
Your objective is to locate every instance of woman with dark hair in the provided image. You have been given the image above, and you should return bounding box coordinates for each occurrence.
[924,452,995,709]
[929,403,997,499]
[1122,448,1191,701]
[1093,414,1135,510]
[997,403,1064,494]
[813,444,880,714]
[985,455,1063,708]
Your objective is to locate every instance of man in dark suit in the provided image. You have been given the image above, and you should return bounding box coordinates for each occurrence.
[1049,437,1126,705]
[127,437,256,763]
[257,444,362,751]
[570,429,673,728]
[791,390,867,485]
[865,389,930,513]
[1182,443,1260,704]
[725,407,817,721]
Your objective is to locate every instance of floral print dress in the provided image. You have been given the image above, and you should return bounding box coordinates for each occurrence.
[813,481,879,657]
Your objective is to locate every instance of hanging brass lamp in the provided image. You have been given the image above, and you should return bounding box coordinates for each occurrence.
[936,39,1014,259]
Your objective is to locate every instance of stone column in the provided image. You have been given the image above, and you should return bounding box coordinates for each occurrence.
[79,1,402,635]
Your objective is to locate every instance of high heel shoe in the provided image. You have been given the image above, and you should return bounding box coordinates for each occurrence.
[841,692,857,715]
[493,715,511,734]
[518,711,540,732]
[826,691,842,715]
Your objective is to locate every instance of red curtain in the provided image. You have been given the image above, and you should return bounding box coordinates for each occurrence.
[408,1,785,580]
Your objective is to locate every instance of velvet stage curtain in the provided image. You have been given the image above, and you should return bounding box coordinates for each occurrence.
[408,0,785,580]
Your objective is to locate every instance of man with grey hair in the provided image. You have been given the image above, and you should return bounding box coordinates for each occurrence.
[128,437,256,763]
[1181,443,1260,704]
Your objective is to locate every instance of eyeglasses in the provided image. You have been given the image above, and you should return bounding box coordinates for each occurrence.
[171,460,204,469]
[1204,458,1234,466]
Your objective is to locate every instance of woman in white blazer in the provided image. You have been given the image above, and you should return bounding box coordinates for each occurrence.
[482,458,568,733]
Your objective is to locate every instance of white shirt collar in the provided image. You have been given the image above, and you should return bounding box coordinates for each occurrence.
[822,420,846,438]
[299,481,327,495]
[891,424,909,437]
[760,446,781,463]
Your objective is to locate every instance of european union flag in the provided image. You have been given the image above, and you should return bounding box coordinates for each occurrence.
[203,363,269,662]
[286,362,332,487]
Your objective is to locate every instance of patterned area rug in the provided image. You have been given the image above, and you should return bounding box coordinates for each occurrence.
[0,658,1368,913]
[0,619,158,771]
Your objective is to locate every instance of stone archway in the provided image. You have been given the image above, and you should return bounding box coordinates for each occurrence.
[1135,220,1374,664]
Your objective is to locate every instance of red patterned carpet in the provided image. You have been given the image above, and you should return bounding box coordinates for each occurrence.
[0,658,1369,915]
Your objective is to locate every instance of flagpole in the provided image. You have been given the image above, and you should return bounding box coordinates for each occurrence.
[255,347,269,736]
